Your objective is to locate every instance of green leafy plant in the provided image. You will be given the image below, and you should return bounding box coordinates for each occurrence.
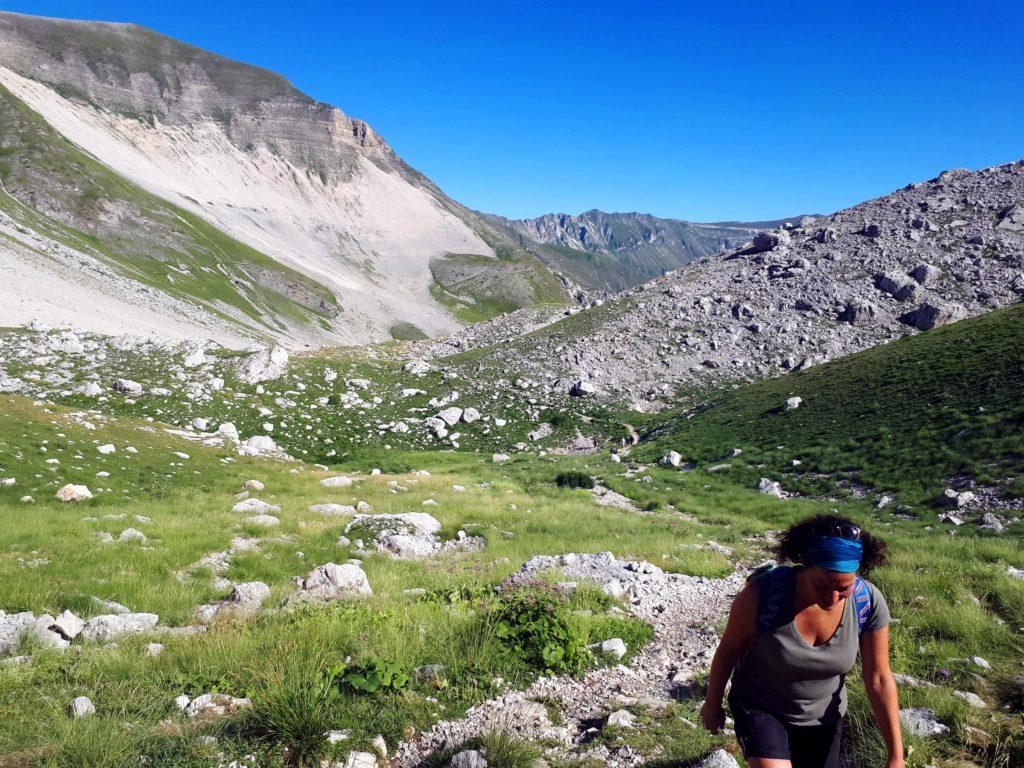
[331,659,410,694]
[490,580,591,674]
[555,471,595,490]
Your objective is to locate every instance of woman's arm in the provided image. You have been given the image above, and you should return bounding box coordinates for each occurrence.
[700,581,757,733]
[861,626,904,768]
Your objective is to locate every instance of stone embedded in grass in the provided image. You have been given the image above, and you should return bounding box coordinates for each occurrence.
[174,694,191,710]
[113,378,142,395]
[698,750,741,768]
[321,475,354,488]
[448,749,487,768]
[757,478,786,498]
[119,528,147,542]
[437,407,463,426]
[185,692,252,719]
[936,488,975,508]
[899,707,950,736]
[242,479,265,492]
[310,503,356,516]
[80,612,159,643]
[97,443,115,454]
[239,435,279,457]
[49,610,85,641]
[343,752,378,768]
[660,450,683,467]
[954,690,988,708]
[56,484,92,502]
[145,643,164,657]
[242,514,279,528]
[69,696,95,718]
[492,453,510,462]
[289,562,372,603]
[606,709,635,728]
[232,498,280,514]
[600,637,628,660]
[785,396,802,410]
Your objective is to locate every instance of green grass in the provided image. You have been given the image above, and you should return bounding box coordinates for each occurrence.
[389,322,429,341]
[642,302,1024,505]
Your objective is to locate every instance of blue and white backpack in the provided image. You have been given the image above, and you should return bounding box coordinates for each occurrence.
[749,563,874,634]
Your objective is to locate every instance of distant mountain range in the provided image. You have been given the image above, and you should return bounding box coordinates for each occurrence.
[486,210,805,290]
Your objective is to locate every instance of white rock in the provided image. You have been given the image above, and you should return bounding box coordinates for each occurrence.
[310,503,356,516]
[697,750,740,768]
[56,484,92,502]
[321,476,354,488]
[217,422,240,442]
[601,637,628,660]
[97,443,116,454]
[291,563,372,602]
[461,408,481,423]
[70,696,95,718]
[899,707,950,737]
[186,692,252,718]
[243,479,265,492]
[607,709,635,728]
[953,690,988,709]
[81,613,159,643]
[232,498,281,514]
[758,478,785,498]
[343,752,378,768]
[236,346,289,384]
[449,749,487,768]
[243,515,280,527]
[785,396,802,410]
[174,694,191,710]
[437,407,463,426]
[118,527,147,542]
[113,379,142,395]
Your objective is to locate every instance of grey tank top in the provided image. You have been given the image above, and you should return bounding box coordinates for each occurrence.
[730,566,890,726]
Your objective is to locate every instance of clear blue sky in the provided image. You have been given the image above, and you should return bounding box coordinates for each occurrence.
[5,1,1023,221]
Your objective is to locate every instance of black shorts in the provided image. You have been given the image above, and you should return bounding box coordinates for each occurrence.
[728,693,843,768]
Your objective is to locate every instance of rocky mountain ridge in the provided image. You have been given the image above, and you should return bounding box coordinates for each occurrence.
[0,11,567,347]
[489,209,802,286]
[423,161,1024,410]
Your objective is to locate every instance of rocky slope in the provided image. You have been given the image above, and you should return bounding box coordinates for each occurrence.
[424,162,1024,410]
[0,11,568,347]
[490,210,802,287]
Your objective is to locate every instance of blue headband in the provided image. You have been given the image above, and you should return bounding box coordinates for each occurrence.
[806,536,863,573]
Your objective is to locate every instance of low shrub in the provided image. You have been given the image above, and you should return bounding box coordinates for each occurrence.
[490,580,591,674]
[555,471,594,489]
[331,659,409,694]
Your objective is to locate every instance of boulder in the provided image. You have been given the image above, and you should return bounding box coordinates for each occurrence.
[291,563,372,602]
[242,480,265,492]
[910,263,941,286]
[660,451,684,467]
[996,204,1024,232]
[70,696,95,718]
[936,488,974,508]
[449,750,488,768]
[697,750,741,768]
[900,303,958,331]
[49,610,85,641]
[217,423,240,442]
[321,476,354,489]
[785,396,802,410]
[570,380,597,397]
[229,582,271,611]
[601,637,628,660]
[758,478,785,498]
[899,707,950,737]
[236,347,289,384]
[56,484,92,502]
[839,299,877,326]
[607,709,635,728]
[437,407,463,426]
[403,359,431,375]
[750,229,791,252]
[238,435,279,456]
[343,753,378,768]
[232,498,281,514]
[80,613,159,643]
[461,407,481,423]
[113,378,143,395]
[875,272,920,301]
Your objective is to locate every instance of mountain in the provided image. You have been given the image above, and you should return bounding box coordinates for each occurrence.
[423,162,1024,410]
[488,209,804,288]
[0,11,568,347]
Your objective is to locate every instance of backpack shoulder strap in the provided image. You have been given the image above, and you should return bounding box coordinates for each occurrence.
[853,577,874,633]
[755,565,794,634]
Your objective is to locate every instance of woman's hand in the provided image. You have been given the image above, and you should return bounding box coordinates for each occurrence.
[700,699,725,734]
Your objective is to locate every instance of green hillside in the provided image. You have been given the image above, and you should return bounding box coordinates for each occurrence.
[642,303,1024,503]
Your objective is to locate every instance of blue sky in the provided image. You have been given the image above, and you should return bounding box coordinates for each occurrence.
[5,1,1023,220]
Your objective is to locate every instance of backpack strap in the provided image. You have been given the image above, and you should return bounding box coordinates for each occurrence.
[755,565,795,634]
[853,577,874,633]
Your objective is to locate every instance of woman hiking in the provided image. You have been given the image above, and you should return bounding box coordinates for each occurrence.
[700,514,904,768]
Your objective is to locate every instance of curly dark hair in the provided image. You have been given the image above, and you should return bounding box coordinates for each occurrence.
[774,514,887,574]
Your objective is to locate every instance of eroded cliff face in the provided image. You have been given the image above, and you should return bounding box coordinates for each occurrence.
[0,11,521,346]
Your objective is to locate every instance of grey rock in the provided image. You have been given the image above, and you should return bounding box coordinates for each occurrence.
[448,749,487,768]
[899,707,949,737]
[70,696,95,718]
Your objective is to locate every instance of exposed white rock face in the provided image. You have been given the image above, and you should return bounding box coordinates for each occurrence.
[785,396,802,410]
[758,478,786,498]
[236,347,289,384]
[238,435,279,457]
[217,422,240,442]
[56,484,92,502]
[289,562,372,602]
[321,475,354,488]
[113,378,143,395]
[698,750,741,768]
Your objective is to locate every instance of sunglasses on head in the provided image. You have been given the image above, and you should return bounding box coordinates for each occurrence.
[812,522,862,541]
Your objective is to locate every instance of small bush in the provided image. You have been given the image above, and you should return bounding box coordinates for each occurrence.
[242,667,338,767]
[423,730,542,768]
[490,580,591,674]
[555,471,594,489]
